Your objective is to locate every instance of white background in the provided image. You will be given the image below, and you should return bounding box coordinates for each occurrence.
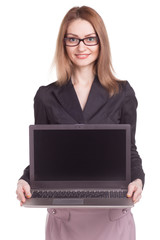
[0,0,160,239]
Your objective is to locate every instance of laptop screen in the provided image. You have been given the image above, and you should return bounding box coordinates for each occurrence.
[33,128,127,182]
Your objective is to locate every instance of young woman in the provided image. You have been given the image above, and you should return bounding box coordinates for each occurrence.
[16,6,145,240]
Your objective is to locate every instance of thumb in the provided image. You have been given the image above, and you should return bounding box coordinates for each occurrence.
[23,184,31,198]
[127,183,135,198]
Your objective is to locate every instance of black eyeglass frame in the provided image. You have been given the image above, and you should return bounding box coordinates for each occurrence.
[64,36,99,47]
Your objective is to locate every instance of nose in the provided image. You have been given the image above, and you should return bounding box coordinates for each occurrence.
[77,41,86,51]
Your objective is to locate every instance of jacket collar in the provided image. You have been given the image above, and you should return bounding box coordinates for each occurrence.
[53,76,109,123]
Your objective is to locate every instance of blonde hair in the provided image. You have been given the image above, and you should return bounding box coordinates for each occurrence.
[53,6,120,96]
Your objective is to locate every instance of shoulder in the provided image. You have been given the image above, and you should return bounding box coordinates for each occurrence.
[34,81,59,103]
[117,80,138,109]
[117,80,137,99]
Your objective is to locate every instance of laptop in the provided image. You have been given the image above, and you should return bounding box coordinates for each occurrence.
[23,124,134,208]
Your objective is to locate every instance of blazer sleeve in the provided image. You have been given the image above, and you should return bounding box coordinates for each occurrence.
[120,82,145,186]
[19,87,49,184]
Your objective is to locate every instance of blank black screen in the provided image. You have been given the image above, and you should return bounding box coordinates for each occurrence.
[34,129,126,181]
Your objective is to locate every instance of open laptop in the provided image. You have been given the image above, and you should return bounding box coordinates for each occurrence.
[23,124,134,208]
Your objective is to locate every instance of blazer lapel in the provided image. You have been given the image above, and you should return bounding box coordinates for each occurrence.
[53,80,84,123]
[52,76,109,123]
[83,76,109,121]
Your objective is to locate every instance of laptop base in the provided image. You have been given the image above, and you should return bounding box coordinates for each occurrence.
[23,197,134,208]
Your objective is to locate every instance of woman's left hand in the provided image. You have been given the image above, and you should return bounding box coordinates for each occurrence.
[127,179,143,204]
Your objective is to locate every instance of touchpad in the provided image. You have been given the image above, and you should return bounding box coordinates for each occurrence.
[53,199,84,205]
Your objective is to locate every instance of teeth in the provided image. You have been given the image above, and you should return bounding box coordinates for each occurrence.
[76,54,89,57]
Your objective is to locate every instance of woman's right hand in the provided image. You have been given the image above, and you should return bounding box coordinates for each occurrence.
[16,179,31,206]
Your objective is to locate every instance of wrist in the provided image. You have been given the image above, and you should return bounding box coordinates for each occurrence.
[18,179,27,185]
[134,178,143,187]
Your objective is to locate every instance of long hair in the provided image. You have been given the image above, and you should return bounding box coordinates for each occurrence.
[53,6,121,96]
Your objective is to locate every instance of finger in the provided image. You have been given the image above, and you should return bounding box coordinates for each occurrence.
[23,184,32,198]
[132,188,142,202]
[127,183,136,198]
[133,195,142,204]
[16,186,26,202]
[18,193,26,203]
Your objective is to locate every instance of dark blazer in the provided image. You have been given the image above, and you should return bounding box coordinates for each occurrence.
[20,76,145,185]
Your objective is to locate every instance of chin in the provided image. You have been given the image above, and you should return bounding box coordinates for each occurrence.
[74,60,96,68]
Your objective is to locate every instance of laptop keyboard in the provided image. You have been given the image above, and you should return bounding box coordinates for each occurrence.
[31,190,128,199]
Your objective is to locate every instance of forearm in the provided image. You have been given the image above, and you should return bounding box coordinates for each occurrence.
[131,144,145,187]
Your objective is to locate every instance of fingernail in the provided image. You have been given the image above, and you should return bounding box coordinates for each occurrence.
[127,194,131,198]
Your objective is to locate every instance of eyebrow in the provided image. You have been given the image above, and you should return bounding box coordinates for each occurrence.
[66,33,96,37]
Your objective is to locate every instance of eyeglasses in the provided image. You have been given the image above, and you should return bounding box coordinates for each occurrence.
[64,36,99,47]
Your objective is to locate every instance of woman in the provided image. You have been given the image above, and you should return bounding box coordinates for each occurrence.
[16,6,145,240]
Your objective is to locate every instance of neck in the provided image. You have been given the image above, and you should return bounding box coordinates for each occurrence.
[71,66,95,86]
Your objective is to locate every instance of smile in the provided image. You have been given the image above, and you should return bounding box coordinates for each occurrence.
[75,54,90,59]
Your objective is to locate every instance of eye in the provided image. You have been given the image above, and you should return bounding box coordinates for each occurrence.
[87,37,96,42]
[68,38,78,42]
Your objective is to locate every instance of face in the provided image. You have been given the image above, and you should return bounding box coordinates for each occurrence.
[65,19,99,69]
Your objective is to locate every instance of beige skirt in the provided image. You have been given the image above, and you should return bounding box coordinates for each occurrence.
[45,208,135,240]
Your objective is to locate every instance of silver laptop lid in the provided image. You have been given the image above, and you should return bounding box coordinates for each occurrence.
[29,124,131,189]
